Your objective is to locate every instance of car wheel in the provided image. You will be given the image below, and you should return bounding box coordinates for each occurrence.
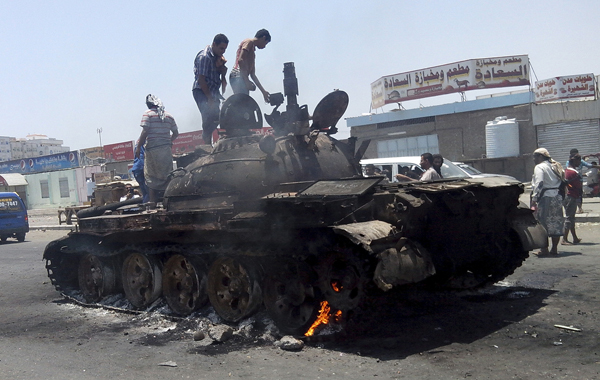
[16,233,25,242]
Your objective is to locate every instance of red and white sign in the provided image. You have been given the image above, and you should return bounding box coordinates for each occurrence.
[171,128,274,155]
[534,74,596,103]
[104,141,134,162]
[371,55,530,108]
[172,131,205,155]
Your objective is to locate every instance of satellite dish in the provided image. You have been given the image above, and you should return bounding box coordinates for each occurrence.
[311,90,349,133]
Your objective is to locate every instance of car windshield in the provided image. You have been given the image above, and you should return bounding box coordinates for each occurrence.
[0,196,23,212]
[457,163,482,176]
[438,161,470,179]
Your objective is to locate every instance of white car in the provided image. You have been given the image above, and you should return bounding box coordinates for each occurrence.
[454,162,517,181]
[360,157,518,182]
[361,156,468,181]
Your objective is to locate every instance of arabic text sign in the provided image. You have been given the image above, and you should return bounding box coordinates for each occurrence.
[371,55,530,107]
[104,141,134,162]
[172,131,204,154]
[534,74,596,103]
[0,151,80,174]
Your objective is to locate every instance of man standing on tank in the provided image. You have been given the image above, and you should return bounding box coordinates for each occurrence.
[135,95,179,205]
[193,34,229,145]
[229,29,271,102]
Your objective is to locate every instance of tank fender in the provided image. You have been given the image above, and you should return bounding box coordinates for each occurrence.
[373,240,436,291]
[511,209,549,251]
[332,220,396,254]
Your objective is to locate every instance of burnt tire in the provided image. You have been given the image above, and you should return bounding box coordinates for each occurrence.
[78,254,118,302]
[207,256,262,322]
[263,260,320,335]
[162,254,208,315]
[122,252,162,309]
[316,250,367,312]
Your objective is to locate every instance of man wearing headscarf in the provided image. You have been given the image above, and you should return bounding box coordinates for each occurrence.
[135,94,179,204]
[531,147,564,256]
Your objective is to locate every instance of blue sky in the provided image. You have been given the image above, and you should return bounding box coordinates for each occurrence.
[1,0,598,150]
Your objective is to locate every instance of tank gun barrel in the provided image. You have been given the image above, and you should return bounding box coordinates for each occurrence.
[77,197,144,219]
[265,62,310,136]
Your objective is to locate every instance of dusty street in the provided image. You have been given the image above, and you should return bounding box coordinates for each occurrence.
[1,225,600,380]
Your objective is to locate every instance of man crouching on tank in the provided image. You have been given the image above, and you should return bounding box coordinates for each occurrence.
[135,94,179,205]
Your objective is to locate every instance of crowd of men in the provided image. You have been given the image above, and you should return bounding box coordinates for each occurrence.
[530,147,600,257]
[132,30,271,205]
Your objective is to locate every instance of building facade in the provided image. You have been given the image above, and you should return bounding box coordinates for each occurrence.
[348,91,600,182]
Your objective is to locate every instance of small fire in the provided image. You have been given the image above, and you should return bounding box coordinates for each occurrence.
[331,280,343,292]
[304,301,343,337]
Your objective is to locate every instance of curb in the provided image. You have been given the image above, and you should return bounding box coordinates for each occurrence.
[575,214,600,223]
[30,225,77,231]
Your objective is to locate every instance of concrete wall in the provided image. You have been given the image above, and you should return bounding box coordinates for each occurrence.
[24,166,102,209]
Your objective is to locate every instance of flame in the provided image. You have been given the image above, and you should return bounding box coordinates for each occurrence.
[304,301,343,337]
[331,280,343,292]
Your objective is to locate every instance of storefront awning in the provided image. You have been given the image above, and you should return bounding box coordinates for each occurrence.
[0,173,28,186]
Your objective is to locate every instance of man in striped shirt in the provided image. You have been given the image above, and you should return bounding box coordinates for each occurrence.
[135,95,179,204]
[193,34,229,146]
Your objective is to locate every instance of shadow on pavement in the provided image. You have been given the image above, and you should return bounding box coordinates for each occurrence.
[318,286,555,360]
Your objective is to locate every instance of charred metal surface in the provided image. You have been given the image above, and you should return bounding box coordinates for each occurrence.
[373,240,436,291]
[43,62,547,335]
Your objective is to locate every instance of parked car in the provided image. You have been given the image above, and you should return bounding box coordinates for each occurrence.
[361,156,470,181]
[360,157,518,182]
[0,192,29,242]
[454,162,518,181]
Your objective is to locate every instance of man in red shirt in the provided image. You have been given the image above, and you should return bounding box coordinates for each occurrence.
[563,153,583,245]
[229,29,271,102]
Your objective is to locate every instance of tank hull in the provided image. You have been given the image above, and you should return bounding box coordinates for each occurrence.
[44,172,546,334]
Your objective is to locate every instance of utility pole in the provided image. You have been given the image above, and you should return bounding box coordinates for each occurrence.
[97,128,104,159]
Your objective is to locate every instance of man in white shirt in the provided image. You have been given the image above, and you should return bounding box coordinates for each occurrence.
[420,153,442,181]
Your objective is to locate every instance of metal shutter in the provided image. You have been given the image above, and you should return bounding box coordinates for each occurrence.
[537,120,600,164]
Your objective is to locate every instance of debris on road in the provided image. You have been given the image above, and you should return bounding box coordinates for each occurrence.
[158,361,177,367]
[554,324,582,332]
[193,330,205,341]
[276,336,304,351]
[208,325,234,343]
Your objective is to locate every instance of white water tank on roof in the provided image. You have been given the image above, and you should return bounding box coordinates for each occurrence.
[485,116,519,158]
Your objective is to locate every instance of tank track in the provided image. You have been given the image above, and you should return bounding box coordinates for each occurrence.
[44,235,376,334]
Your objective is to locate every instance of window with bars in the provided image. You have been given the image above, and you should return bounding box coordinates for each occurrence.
[59,177,70,198]
[377,134,439,158]
[40,180,49,199]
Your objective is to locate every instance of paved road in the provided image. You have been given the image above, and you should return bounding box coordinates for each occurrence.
[3,206,600,379]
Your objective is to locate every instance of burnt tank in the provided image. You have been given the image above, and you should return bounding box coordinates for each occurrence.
[44,63,548,335]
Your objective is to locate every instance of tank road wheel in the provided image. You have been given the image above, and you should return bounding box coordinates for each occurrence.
[78,254,118,302]
[162,254,208,315]
[122,252,162,309]
[207,256,262,322]
[263,261,320,335]
[317,250,366,311]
